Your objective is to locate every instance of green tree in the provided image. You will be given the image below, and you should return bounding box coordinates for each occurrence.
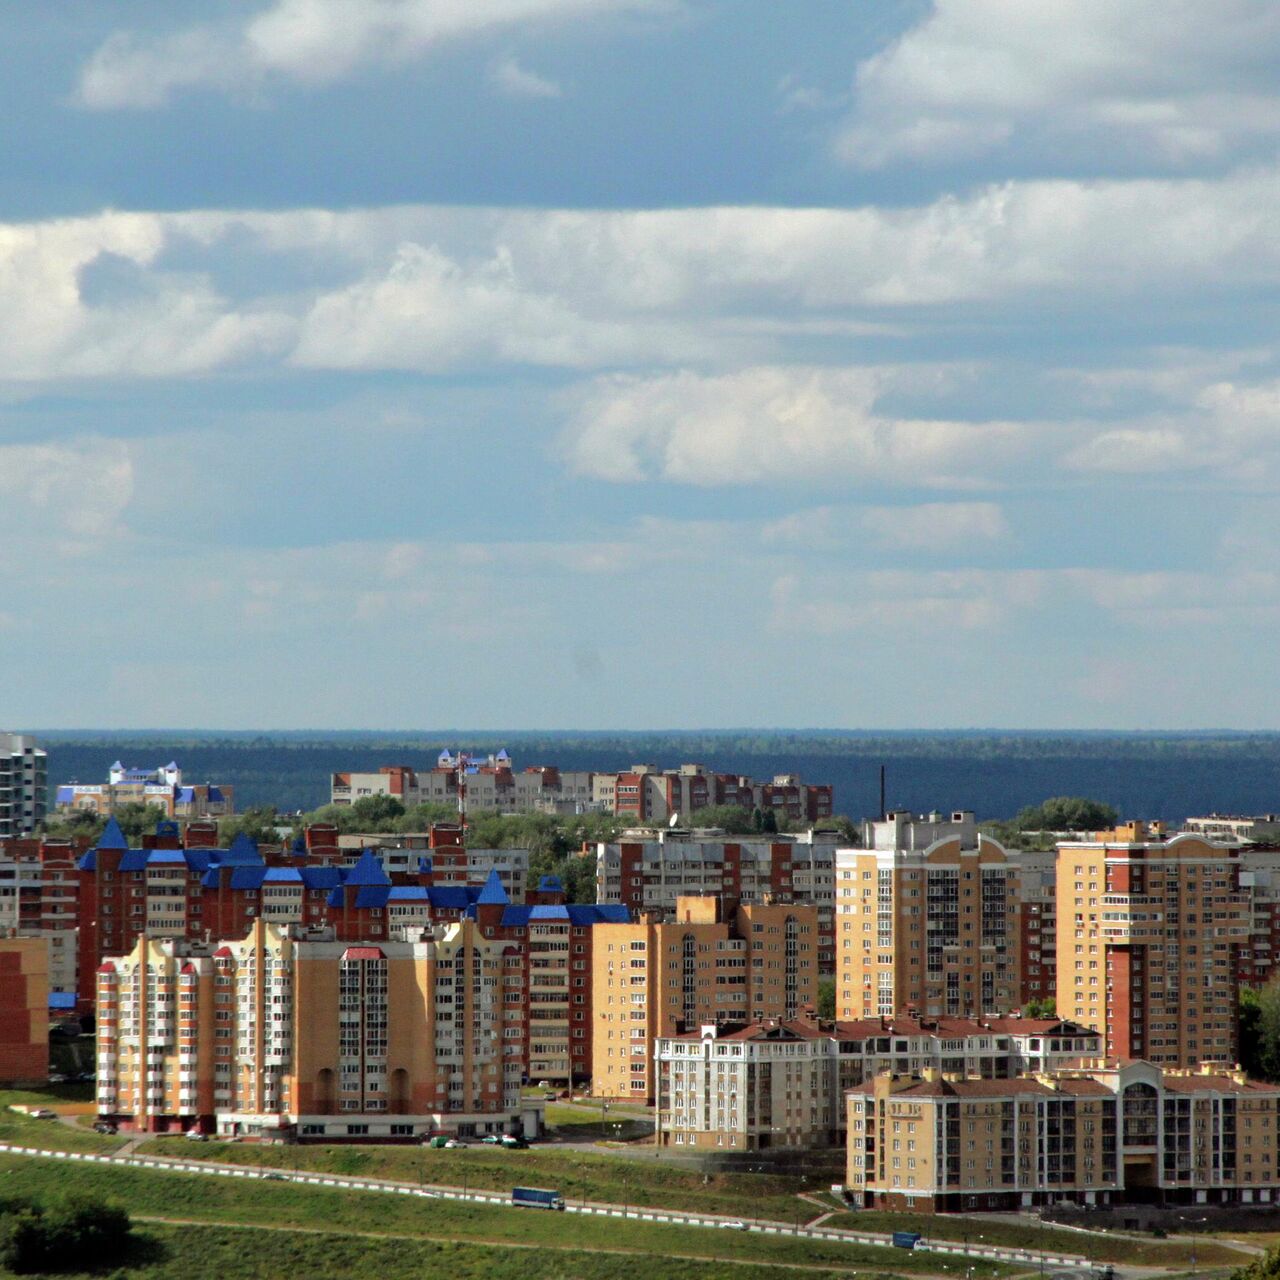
[1022,997,1057,1019]
[684,805,755,835]
[347,794,406,828]
[110,802,173,844]
[1226,1242,1280,1280]
[816,977,836,1021]
[1012,797,1118,833]
[1242,981,1280,1082]
[218,805,287,846]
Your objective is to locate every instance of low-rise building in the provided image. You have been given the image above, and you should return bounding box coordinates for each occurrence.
[847,1060,1280,1212]
[95,919,542,1141]
[56,761,234,820]
[654,1015,1101,1151]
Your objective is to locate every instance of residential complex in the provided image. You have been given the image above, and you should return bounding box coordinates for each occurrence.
[836,812,1025,1021]
[0,836,84,994]
[96,919,543,1141]
[0,935,49,1087]
[592,895,818,1102]
[331,756,833,823]
[56,760,234,820]
[0,733,47,838]
[1055,826,1249,1067]
[847,1060,1280,1212]
[594,828,838,972]
[655,1014,1102,1151]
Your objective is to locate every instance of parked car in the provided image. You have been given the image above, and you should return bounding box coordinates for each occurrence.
[443,1139,462,1149]
[93,1121,117,1135]
[31,1109,56,1120]
[718,1219,749,1232]
[480,1134,503,1145]
[184,1129,208,1141]
[47,1073,67,1084]
[501,1134,529,1149]
[261,1172,286,1181]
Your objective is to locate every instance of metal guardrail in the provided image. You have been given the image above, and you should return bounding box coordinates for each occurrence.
[0,1142,1086,1266]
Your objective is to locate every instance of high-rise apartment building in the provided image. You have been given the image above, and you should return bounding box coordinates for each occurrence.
[96,918,542,1141]
[592,895,818,1103]
[0,836,85,994]
[836,811,1022,1021]
[1055,826,1249,1067]
[0,734,46,837]
[594,829,838,972]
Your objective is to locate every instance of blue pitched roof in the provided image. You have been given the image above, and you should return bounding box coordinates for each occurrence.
[221,833,262,865]
[98,818,128,851]
[346,849,391,888]
[430,886,476,911]
[48,992,77,1011]
[476,869,509,906]
[118,850,150,872]
[388,886,431,901]
[354,885,393,909]
[529,904,570,921]
[55,786,74,803]
[229,867,268,890]
[147,850,187,864]
[571,903,630,925]
[300,866,343,890]
[207,786,224,802]
[500,905,533,926]
[263,867,303,883]
[177,788,195,802]
[537,875,564,894]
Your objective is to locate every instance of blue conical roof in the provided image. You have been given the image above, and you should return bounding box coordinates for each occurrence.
[97,817,128,850]
[476,868,509,906]
[221,833,263,865]
[345,849,391,888]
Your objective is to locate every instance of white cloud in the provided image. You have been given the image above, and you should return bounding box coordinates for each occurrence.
[860,502,1008,551]
[563,366,1031,486]
[490,54,562,99]
[0,439,134,553]
[838,0,1280,169]
[78,0,660,108]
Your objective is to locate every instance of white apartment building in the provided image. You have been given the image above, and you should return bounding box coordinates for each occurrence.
[0,734,46,838]
[654,1014,1102,1151]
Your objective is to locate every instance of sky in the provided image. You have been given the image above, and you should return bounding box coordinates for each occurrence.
[3,0,1280,730]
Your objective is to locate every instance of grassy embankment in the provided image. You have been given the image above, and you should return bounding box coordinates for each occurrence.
[0,1156,1016,1277]
[132,1134,818,1219]
[821,1211,1252,1267]
[0,1087,125,1155]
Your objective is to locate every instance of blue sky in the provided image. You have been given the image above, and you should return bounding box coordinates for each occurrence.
[3,0,1280,730]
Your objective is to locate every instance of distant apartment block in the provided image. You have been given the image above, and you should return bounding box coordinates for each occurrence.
[1185,815,1280,844]
[1055,824,1248,1068]
[330,755,832,822]
[592,895,818,1103]
[96,919,543,1141]
[655,1014,1101,1152]
[0,935,49,1087]
[0,835,84,994]
[0,733,47,837]
[337,826,529,901]
[594,828,838,972]
[56,760,234,820]
[848,1060,1280,1212]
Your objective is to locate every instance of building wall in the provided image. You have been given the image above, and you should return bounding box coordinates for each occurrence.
[0,937,48,1086]
[836,829,1022,1022]
[1055,833,1247,1067]
[0,735,46,838]
[592,897,818,1102]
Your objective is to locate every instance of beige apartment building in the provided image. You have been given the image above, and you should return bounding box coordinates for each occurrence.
[96,919,540,1141]
[836,812,1022,1021]
[848,1060,1280,1212]
[1055,827,1249,1067]
[655,1014,1101,1152]
[592,896,817,1102]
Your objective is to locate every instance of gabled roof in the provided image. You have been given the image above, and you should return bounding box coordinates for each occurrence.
[221,833,262,865]
[299,866,343,890]
[476,868,509,906]
[529,904,570,921]
[353,885,392,909]
[537,875,565,893]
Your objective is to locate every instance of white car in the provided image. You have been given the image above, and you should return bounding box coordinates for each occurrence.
[31,1109,56,1120]
[184,1129,209,1141]
[718,1219,749,1231]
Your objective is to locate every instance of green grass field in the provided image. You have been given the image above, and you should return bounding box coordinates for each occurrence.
[0,1219,951,1280]
[133,1134,817,1219]
[0,1155,1015,1277]
[0,1089,125,1155]
[825,1211,1251,1267]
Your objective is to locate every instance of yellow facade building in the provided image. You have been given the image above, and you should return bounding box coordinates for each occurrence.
[96,919,541,1140]
[592,896,817,1102]
[848,1060,1280,1212]
[837,813,1022,1021]
[1054,828,1249,1067]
